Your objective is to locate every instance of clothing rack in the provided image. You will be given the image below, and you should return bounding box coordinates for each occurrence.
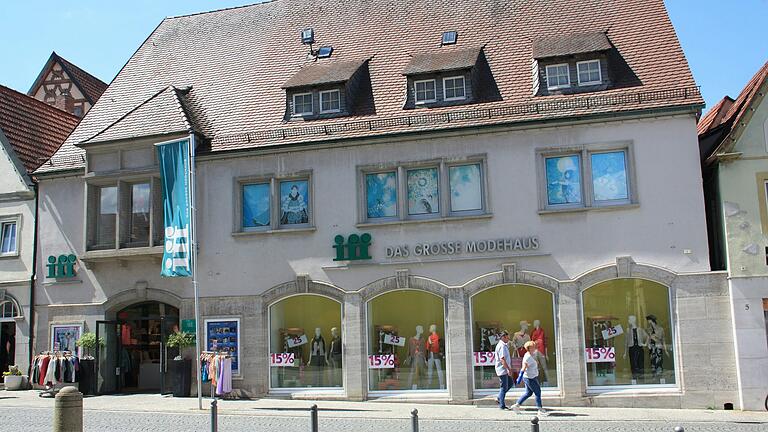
[33,351,79,398]
[200,351,232,399]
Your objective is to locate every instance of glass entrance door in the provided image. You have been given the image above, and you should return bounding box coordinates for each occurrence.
[95,320,120,394]
[160,315,180,395]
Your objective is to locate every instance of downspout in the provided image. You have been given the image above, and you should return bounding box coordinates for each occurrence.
[28,180,39,368]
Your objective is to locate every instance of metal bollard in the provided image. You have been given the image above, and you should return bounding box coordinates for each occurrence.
[411,409,419,432]
[310,404,319,432]
[673,427,684,432]
[53,386,83,432]
[530,416,540,432]
[211,400,218,432]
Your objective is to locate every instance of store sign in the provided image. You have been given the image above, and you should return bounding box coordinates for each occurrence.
[385,236,539,259]
[368,354,395,369]
[472,351,497,367]
[585,347,616,363]
[333,233,373,261]
[382,333,406,347]
[286,334,308,348]
[181,319,196,334]
[46,254,77,278]
[601,324,624,341]
[270,352,296,367]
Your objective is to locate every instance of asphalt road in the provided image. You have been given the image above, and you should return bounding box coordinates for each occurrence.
[4,406,766,432]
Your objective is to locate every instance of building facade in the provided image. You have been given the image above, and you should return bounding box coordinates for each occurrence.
[28,52,108,118]
[33,0,737,408]
[699,61,768,411]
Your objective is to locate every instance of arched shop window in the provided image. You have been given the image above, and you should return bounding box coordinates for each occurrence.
[0,298,21,319]
[470,284,557,390]
[269,295,343,389]
[581,279,676,388]
[367,290,446,392]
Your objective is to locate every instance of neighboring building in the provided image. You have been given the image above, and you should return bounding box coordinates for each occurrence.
[34,0,734,408]
[699,60,768,411]
[0,84,79,377]
[28,52,108,118]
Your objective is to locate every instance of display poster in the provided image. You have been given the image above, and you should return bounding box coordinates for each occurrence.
[206,319,240,374]
[472,351,497,367]
[270,353,296,367]
[51,324,82,355]
[585,347,616,363]
[368,354,395,369]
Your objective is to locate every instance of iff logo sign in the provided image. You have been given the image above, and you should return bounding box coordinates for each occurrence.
[333,233,372,261]
[46,254,77,278]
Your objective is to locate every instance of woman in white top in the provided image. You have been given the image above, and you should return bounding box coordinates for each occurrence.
[511,341,546,416]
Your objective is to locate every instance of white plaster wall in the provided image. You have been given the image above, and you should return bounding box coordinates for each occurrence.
[728,277,768,411]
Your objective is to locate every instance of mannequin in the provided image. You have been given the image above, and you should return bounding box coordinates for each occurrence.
[308,328,326,387]
[327,327,343,386]
[425,324,445,389]
[531,320,550,383]
[645,315,668,378]
[406,325,427,389]
[623,315,647,381]
[512,321,531,358]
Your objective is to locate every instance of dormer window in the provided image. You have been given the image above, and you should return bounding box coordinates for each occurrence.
[293,93,313,116]
[545,64,570,90]
[577,60,602,86]
[414,79,437,104]
[320,89,341,113]
[443,76,466,101]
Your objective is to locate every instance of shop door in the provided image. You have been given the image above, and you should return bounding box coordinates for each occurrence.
[95,320,120,394]
[160,316,180,395]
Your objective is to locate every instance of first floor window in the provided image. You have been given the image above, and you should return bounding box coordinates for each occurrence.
[407,167,440,215]
[591,151,629,202]
[242,183,271,229]
[279,180,310,226]
[129,183,150,246]
[449,163,483,212]
[443,76,466,101]
[582,279,676,387]
[293,93,313,115]
[471,285,557,389]
[269,295,343,389]
[545,64,570,90]
[545,155,582,205]
[97,186,117,247]
[577,60,602,85]
[320,90,341,113]
[414,80,437,104]
[367,290,446,391]
[1,220,17,255]
[366,172,398,219]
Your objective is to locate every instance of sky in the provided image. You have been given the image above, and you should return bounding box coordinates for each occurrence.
[0,1,766,114]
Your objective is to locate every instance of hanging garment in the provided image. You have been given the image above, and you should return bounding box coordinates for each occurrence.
[217,357,232,395]
[38,356,51,386]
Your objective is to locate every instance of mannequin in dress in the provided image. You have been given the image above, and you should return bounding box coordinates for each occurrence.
[308,328,326,386]
[327,327,342,386]
[623,315,647,381]
[425,324,445,389]
[531,320,550,383]
[512,321,531,358]
[406,325,426,389]
[645,315,668,378]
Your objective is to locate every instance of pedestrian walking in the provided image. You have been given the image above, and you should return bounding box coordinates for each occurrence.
[511,341,547,416]
[494,330,513,410]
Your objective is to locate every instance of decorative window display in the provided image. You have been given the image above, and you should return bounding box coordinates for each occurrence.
[367,290,446,391]
[269,295,342,389]
[50,324,82,355]
[545,155,582,205]
[581,279,675,387]
[366,172,398,219]
[205,318,241,375]
[470,285,557,390]
[590,151,629,202]
[242,183,271,229]
[279,180,310,226]
[407,168,440,216]
[449,163,483,212]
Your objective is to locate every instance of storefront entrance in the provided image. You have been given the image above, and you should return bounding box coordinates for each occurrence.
[96,302,179,394]
[0,321,16,377]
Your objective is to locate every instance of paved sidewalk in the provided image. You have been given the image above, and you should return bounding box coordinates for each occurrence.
[0,388,765,424]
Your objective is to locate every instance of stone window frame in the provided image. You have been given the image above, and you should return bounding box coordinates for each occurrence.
[442,76,466,101]
[292,92,314,116]
[232,171,315,236]
[576,59,602,86]
[545,63,571,90]
[319,89,341,114]
[536,142,637,214]
[414,79,438,104]
[0,214,21,258]
[357,155,491,226]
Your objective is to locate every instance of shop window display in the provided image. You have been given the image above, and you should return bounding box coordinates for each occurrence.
[581,279,675,387]
[269,295,342,389]
[367,290,446,391]
[470,285,557,390]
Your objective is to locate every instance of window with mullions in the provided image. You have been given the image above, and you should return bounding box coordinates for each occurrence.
[0,219,18,256]
[242,183,271,230]
[414,79,437,104]
[128,183,150,246]
[407,167,440,216]
[293,93,313,116]
[545,155,582,206]
[320,90,340,113]
[545,64,570,90]
[365,172,398,219]
[235,174,313,233]
[443,76,466,101]
[96,185,117,248]
[577,60,602,86]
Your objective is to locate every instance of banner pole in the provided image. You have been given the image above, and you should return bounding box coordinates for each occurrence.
[189,133,202,411]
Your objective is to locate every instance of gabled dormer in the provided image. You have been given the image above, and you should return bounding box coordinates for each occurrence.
[282,59,372,121]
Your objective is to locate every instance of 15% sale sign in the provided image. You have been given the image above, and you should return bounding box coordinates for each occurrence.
[585,347,616,363]
[368,354,396,369]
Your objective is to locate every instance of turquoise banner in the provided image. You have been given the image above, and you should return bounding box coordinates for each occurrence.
[157,139,193,277]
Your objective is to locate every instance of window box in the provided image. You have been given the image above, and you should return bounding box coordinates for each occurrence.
[577,60,602,86]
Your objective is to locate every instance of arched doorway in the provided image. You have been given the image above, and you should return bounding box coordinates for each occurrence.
[0,297,22,378]
[96,301,179,394]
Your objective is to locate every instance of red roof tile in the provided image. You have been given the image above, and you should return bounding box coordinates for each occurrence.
[0,85,80,173]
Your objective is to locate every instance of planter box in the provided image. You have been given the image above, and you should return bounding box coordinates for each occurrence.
[169,359,192,397]
[3,375,23,391]
[79,359,95,396]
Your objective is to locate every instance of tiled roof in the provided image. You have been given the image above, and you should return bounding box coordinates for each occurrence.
[28,52,109,105]
[81,86,196,144]
[699,60,768,161]
[0,84,79,174]
[532,32,612,59]
[402,47,482,75]
[282,59,368,89]
[38,0,702,174]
